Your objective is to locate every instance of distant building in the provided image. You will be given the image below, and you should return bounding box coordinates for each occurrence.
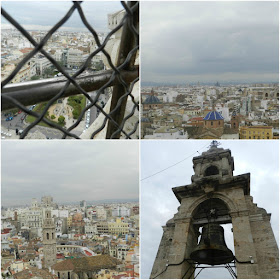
[239,126,273,139]
[108,218,129,235]
[142,93,162,110]
[66,48,83,69]
[112,206,130,217]
[80,200,86,209]
[42,210,57,269]
[41,196,54,208]
[231,111,240,130]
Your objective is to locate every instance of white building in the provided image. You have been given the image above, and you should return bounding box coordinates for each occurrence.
[96,206,107,221]
[112,206,131,217]
[34,55,52,76]
[67,48,83,69]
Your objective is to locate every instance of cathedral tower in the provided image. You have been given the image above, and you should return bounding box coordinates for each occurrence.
[42,209,57,269]
[151,141,278,279]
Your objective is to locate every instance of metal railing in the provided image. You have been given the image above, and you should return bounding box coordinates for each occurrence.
[1,1,139,139]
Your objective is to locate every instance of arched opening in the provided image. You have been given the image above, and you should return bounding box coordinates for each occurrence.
[204,165,219,176]
[191,198,235,278]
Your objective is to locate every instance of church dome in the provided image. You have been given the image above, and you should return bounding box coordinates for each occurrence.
[141,117,150,123]
[143,95,161,104]
[203,111,224,121]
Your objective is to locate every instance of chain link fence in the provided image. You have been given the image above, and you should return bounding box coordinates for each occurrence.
[1,1,139,139]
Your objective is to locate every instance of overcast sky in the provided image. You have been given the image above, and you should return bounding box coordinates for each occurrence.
[1,1,122,32]
[141,1,279,84]
[141,140,279,279]
[2,141,138,207]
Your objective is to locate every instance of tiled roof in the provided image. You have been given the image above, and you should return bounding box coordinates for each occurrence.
[203,111,224,121]
[13,267,57,279]
[52,255,121,272]
[19,48,34,54]
[143,95,161,104]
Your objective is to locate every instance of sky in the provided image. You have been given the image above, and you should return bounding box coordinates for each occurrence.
[141,140,279,279]
[2,141,139,207]
[141,1,279,84]
[1,1,123,32]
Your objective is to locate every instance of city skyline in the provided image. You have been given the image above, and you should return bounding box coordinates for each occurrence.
[2,141,139,207]
[1,1,123,32]
[142,1,279,84]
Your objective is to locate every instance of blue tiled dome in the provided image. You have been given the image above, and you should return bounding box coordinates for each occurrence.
[143,95,161,104]
[203,111,224,121]
[141,117,150,122]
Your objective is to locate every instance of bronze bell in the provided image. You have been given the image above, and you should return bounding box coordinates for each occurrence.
[190,223,234,265]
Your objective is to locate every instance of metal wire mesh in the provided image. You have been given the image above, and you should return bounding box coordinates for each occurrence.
[1,1,139,139]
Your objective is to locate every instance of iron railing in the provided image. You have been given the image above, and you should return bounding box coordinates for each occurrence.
[1,1,139,139]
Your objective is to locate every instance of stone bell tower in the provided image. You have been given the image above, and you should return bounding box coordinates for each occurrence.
[42,209,57,269]
[151,141,278,279]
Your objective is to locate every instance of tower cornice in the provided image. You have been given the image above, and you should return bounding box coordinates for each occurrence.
[172,173,250,203]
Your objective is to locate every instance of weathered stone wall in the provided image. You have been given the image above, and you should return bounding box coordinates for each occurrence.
[150,223,175,278]
[246,196,279,279]
[150,216,198,279]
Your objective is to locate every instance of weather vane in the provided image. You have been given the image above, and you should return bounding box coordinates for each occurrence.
[209,140,221,149]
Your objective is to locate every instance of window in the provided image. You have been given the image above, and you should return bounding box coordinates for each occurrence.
[204,165,219,176]
[47,233,49,240]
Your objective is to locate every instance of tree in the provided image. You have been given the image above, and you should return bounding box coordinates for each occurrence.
[42,67,54,78]
[58,115,65,125]
[30,75,40,80]
[51,115,56,119]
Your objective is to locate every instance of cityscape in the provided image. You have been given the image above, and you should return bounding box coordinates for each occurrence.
[1,1,139,139]
[1,28,109,139]
[2,196,139,279]
[141,1,278,140]
[1,0,279,279]
[141,83,279,139]
[1,141,139,279]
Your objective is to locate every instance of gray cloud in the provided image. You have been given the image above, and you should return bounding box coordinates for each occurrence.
[141,140,279,279]
[2,141,139,206]
[141,1,279,84]
[1,1,123,32]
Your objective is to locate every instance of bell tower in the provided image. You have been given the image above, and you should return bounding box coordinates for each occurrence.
[42,209,57,269]
[151,141,278,279]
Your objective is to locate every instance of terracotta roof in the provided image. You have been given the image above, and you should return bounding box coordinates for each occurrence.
[13,267,57,279]
[19,48,34,54]
[52,255,121,272]
[190,117,203,121]
[52,259,75,271]
[84,250,93,256]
